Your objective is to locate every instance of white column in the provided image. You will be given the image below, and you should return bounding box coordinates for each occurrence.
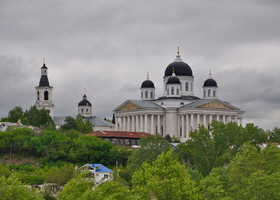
[157,115,161,135]
[190,114,194,131]
[186,114,189,138]
[216,115,219,122]
[181,114,185,138]
[140,115,143,132]
[151,114,154,135]
[223,115,226,124]
[209,114,212,125]
[123,117,127,131]
[132,115,135,132]
[144,114,148,133]
[203,114,206,127]
[136,115,139,132]
[127,116,130,131]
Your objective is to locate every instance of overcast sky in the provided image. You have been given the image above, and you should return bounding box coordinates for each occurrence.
[0,0,279,130]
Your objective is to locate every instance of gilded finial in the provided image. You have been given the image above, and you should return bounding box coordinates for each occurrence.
[177,47,180,55]
[209,70,212,76]
[147,71,149,78]
[172,67,175,74]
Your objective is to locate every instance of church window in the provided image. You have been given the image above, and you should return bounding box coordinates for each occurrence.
[86,109,88,113]
[37,91,40,100]
[204,91,206,98]
[151,92,153,98]
[213,91,216,97]
[81,108,84,113]
[191,82,193,91]
[167,89,169,95]
[44,91,48,100]
[145,91,148,98]
[141,92,143,98]
[177,88,179,95]
[208,89,211,97]
[185,82,189,91]
[171,87,174,95]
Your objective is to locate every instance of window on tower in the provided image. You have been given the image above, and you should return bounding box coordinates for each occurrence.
[171,87,174,95]
[208,89,211,97]
[177,88,179,95]
[44,91,49,100]
[37,91,40,100]
[145,91,148,98]
[213,91,216,97]
[185,82,188,91]
[151,92,153,98]
[204,91,206,98]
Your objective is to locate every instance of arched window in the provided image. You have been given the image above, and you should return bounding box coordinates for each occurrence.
[208,89,211,97]
[141,92,143,98]
[167,89,169,95]
[150,92,153,98]
[86,109,88,113]
[145,91,148,98]
[171,87,174,95]
[213,91,216,97]
[37,91,40,100]
[177,88,179,95]
[204,91,206,98]
[81,108,84,113]
[44,91,49,100]
[185,82,189,91]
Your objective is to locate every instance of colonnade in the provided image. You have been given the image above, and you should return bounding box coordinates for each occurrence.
[115,112,242,139]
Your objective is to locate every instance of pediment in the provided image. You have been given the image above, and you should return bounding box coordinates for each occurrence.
[119,102,141,111]
[198,101,234,110]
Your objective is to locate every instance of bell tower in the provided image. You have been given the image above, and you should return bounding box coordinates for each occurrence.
[35,60,55,117]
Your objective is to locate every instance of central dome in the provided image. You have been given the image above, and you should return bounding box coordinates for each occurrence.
[141,80,155,88]
[164,53,193,77]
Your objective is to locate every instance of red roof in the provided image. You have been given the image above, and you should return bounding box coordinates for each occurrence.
[87,131,151,139]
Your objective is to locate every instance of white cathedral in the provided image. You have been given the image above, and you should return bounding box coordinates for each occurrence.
[34,62,114,131]
[114,49,244,140]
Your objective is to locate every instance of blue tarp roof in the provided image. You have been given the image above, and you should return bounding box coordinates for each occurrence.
[88,163,113,173]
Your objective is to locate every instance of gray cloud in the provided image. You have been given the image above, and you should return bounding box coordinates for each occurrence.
[0,0,279,130]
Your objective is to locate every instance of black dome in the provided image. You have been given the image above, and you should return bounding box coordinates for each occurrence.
[167,76,181,84]
[164,61,193,77]
[39,75,49,86]
[203,78,217,87]
[78,95,92,106]
[141,80,155,88]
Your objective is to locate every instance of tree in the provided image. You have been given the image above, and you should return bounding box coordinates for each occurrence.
[0,174,43,200]
[21,106,54,128]
[131,150,201,200]
[7,106,24,122]
[57,173,93,200]
[127,135,170,172]
[60,116,93,134]
[81,181,132,200]
[178,121,266,176]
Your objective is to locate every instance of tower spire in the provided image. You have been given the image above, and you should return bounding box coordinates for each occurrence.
[84,88,87,95]
[146,71,150,80]
[177,46,180,55]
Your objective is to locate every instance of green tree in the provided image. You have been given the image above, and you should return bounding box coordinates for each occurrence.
[5,106,24,122]
[131,150,201,200]
[0,174,43,200]
[128,135,170,172]
[57,173,93,200]
[21,106,54,128]
[75,115,93,134]
[81,181,132,200]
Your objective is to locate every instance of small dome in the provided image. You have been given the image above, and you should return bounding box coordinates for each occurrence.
[78,95,92,106]
[203,78,217,87]
[167,76,181,84]
[141,80,155,88]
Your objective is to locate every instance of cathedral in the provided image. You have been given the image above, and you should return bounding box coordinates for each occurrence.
[35,62,114,131]
[113,48,244,140]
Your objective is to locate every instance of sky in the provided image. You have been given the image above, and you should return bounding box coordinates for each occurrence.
[0,0,279,130]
